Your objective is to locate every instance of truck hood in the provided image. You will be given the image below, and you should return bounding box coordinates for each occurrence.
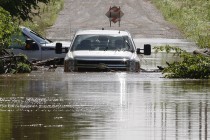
[67,51,137,60]
[42,41,71,48]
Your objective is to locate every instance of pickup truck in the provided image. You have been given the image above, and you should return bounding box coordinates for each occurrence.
[9,26,71,61]
[55,29,151,72]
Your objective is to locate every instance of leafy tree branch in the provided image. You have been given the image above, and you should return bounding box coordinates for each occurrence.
[154,45,210,79]
[0,0,50,21]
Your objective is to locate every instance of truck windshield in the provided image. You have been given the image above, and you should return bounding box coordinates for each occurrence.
[29,30,51,44]
[71,35,134,51]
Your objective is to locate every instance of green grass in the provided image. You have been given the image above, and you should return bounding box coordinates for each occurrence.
[151,0,210,48]
[21,0,64,36]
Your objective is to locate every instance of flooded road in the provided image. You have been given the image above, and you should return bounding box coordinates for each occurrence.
[0,40,210,140]
[0,70,210,140]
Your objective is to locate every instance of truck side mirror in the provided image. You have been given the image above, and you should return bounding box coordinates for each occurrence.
[136,44,151,55]
[143,44,151,55]
[55,43,62,54]
[137,48,141,54]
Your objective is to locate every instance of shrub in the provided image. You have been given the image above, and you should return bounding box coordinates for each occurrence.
[0,7,18,51]
[17,62,31,73]
[154,45,210,79]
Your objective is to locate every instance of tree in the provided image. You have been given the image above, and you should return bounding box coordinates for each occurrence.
[0,7,18,51]
[0,0,50,21]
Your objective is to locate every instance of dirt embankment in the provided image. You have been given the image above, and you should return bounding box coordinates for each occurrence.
[46,0,183,41]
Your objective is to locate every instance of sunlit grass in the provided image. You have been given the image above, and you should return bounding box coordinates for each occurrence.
[152,0,210,48]
[21,0,64,36]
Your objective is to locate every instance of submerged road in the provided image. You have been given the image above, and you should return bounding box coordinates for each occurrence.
[46,0,183,41]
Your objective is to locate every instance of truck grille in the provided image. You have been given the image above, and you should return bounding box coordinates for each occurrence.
[75,60,129,71]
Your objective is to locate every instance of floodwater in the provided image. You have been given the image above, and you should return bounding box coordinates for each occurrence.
[0,39,210,140]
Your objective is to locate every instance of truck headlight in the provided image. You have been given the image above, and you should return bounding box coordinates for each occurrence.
[64,59,75,72]
[129,61,135,71]
[69,60,75,71]
[129,61,140,72]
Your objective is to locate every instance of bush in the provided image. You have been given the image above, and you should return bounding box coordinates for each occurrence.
[0,7,19,50]
[154,45,210,79]
[0,55,32,74]
[17,62,31,73]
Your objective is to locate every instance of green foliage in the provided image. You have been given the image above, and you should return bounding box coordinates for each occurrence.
[151,0,210,48]
[197,34,210,48]
[0,55,31,74]
[154,45,185,55]
[0,7,19,51]
[17,55,32,73]
[0,0,50,21]
[17,62,31,73]
[154,45,210,79]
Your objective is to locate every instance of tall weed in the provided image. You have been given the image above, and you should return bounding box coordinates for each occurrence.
[152,0,210,48]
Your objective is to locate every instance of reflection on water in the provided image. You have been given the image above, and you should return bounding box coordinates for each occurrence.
[0,70,209,140]
[134,38,197,52]
[135,37,198,71]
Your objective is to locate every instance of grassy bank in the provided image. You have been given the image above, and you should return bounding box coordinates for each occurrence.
[151,0,210,48]
[21,0,64,36]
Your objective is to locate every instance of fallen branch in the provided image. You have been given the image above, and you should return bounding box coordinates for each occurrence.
[32,57,64,66]
[193,49,210,57]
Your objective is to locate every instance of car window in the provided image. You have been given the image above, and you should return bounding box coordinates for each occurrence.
[71,35,134,51]
[29,30,50,44]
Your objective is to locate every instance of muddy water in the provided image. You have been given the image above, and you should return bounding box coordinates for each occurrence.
[0,39,210,140]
